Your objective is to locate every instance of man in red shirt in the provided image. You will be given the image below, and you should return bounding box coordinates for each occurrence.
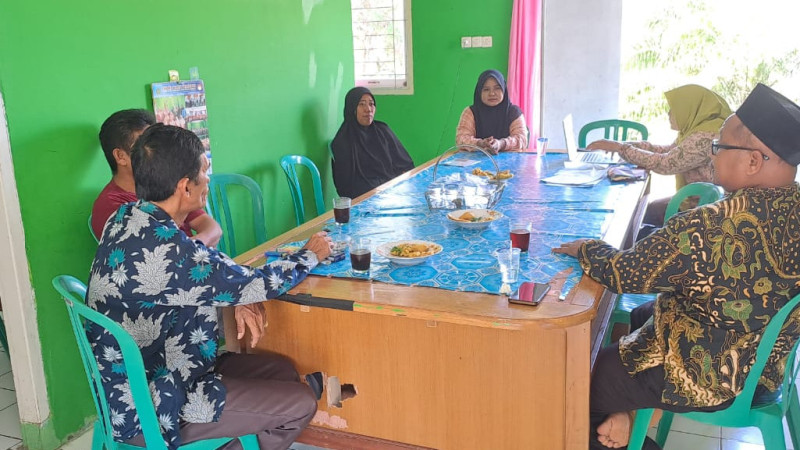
[91,109,221,246]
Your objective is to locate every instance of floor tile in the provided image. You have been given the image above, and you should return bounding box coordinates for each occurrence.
[663,430,720,449]
[0,353,10,378]
[0,404,21,439]
[669,414,722,438]
[0,435,21,449]
[0,374,14,392]
[721,426,764,445]
[0,392,14,414]
[58,427,94,450]
[721,439,763,450]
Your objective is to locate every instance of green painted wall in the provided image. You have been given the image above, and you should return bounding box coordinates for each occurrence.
[376,1,513,165]
[0,0,353,447]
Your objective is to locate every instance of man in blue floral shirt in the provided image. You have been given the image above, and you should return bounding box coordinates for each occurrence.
[87,124,331,449]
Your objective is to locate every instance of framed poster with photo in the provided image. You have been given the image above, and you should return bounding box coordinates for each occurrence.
[151,80,212,171]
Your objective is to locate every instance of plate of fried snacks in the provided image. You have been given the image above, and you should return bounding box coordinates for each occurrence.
[446,209,503,229]
[377,240,443,266]
[471,168,514,180]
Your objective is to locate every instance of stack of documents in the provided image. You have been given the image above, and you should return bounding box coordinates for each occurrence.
[540,166,606,187]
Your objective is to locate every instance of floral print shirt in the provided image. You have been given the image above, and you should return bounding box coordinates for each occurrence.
[579,184,800,407]
[619,131,716,188]
[86,201,318,448]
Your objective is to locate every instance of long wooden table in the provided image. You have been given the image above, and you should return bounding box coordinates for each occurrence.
[228,152,648,449]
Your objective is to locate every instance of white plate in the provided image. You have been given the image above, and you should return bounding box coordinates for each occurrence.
[446,209,503,229]
[376,240,443,266]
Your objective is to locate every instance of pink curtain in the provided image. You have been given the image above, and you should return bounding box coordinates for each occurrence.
[507,0,543,145]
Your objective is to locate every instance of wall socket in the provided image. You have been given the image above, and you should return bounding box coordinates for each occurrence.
[482,36,493,48]
[471,36,482,48]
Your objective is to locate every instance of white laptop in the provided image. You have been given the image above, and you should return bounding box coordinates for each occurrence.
[562,114,622,165]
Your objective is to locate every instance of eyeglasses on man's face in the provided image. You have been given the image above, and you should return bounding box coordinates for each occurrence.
[711,139,769,160]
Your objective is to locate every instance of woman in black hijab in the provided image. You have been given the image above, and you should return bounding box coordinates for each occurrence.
[331,87,415,199]
[455,69,529,153]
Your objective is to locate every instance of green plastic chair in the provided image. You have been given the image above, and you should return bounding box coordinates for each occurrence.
[52,275,259,450]
[207,173,267,257]
[578,119,649,148]
[280,155,326,227]
[628,290,800,449]
[602,182,724,347]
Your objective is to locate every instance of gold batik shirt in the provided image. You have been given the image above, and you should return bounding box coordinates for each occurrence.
[579,184,800,407]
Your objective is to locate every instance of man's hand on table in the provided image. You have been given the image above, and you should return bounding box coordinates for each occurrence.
[552,239,591,258]
[302,231,333,261]
[235,302,266,348]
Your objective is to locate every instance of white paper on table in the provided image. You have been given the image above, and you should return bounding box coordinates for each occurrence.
[540,168,606,186]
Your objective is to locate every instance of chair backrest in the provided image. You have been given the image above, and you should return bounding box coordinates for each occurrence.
[708,291,800,420]
[280,155,326,227]
[207,173,267,257]
[89,214,99,243]
[578,119,649,148]
[664,182,724,220]
[53,275,170,450]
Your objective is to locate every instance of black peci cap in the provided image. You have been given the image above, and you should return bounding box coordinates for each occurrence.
[737,83,800,165]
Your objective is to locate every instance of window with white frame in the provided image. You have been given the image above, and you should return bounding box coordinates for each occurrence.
[350,0,413,94]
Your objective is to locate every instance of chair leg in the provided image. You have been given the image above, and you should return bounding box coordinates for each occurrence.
[628,409,653,450]
[758,417,787,450]
[91,420,107,450]
[787,388,800,450]
[654,410,674,447]
[239,433,260,450]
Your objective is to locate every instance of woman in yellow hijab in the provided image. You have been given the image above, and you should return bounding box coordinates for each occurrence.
[587,84,732,232]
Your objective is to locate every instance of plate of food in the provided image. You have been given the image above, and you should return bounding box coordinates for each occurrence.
[470,168,514,181]
[446,209,503,229]
[376,240,443,266]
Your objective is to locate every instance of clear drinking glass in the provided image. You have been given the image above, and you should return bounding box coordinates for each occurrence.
[333,197,351,225]
[350,237,371,273]
[496,248,521,283]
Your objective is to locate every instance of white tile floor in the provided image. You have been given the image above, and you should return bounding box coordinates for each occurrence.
[0,341,791,449]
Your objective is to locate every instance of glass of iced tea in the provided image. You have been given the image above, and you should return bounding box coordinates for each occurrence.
[510,220,532,252]
[333,197,351,225]
[350,237,371,273]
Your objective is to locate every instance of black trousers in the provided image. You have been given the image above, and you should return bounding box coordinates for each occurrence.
[589,301,732,449]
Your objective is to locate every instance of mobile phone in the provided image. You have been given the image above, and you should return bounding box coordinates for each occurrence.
[508,282,550,306]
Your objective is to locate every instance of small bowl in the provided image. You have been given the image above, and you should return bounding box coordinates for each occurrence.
[376,240,443,266]
[446,209,503,229]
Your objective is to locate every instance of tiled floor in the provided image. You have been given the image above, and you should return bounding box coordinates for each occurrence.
[0,341,793,449]
[0,348,20,450]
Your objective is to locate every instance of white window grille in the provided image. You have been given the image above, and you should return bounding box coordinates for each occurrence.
[351,0,413,94]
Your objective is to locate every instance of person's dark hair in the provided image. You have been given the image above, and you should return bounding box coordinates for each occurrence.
[98,109,156,173]
[130,124,204,202]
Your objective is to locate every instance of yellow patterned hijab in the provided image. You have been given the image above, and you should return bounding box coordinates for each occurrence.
[664,84,732,144]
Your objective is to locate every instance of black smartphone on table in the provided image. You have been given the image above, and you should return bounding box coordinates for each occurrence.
[508,282,550,306]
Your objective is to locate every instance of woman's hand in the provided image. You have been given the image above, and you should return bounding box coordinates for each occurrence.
[551,239,591,258]
[586,139,624,152]
[477,137,502,154]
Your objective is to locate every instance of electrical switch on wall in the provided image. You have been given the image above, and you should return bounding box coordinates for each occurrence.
[461,36,471,48]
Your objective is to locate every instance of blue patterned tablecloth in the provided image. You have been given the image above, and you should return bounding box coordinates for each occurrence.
[293,152,641,296]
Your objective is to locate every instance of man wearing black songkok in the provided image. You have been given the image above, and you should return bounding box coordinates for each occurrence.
[554,84,800,449]
[331,87,415,199]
